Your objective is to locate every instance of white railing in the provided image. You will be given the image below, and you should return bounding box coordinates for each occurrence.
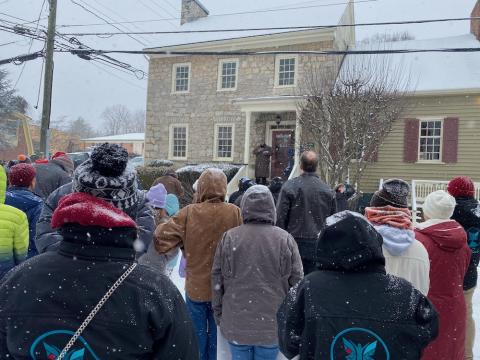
[226,165,247,200]
[411,179,480,223]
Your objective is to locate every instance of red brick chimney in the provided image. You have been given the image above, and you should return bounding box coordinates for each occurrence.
[472,0,480,40]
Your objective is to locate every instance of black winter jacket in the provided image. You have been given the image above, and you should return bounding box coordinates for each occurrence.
[277,212,438,360]
[276,173,336,260]
[35,183,155,254]
[451,196,480,290]
[0,225,199,359]
[33,161,72,200]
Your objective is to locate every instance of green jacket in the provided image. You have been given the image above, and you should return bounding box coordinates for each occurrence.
[0,165,28,278]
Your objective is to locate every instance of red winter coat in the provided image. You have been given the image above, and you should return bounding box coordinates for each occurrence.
[415,220,471,360]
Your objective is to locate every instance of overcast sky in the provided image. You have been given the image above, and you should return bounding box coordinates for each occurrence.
[1,0,477,130]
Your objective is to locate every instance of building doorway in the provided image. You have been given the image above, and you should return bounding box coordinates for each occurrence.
[270,129,295,178]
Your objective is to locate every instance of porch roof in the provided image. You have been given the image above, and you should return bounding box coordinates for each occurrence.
[232,95,304,112]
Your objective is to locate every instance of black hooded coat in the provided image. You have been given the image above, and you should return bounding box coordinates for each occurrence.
[277,211,439,360]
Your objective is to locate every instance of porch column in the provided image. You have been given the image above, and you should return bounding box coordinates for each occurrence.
[244,111,252,165]
[294,108,302,166]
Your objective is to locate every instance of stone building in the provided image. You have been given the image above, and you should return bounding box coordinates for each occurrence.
[145,0,355,179]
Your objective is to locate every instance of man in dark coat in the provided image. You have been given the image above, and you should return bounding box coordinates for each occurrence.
[253,143,272,185]
[269,177,284,204]
[33,152,74,200]
[447,176,480,360]
[35,143,154,255]
[276,151,336,274]
[277,211,439,360]
[0,192,199,359]
[152,171,185,198]
[5,163,43,258]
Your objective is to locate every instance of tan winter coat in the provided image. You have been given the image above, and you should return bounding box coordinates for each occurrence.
[155,169,242,301]
[212,185,303,345]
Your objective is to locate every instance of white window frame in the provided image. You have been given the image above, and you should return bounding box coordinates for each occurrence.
[417,118,443,163]
[217,59,239,91]
[169,124,189,160]
[274,55,298,88]
[213,124,235,161]
[171,63,191,94]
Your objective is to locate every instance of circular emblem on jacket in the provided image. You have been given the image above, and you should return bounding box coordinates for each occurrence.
[330,327,390,360]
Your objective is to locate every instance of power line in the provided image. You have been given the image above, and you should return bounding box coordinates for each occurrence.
[88,0,155,45]
[89,61,147,90]
[64,47,480,57]
[0,40,20,47]
[56,0,377,27]
[13,0,46,89]
[59,16,480,36]
[0,51,43,66]
[70,0,148,47]
[0,11,47,26]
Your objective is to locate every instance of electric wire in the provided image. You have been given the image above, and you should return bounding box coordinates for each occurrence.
[13,0,46,89]
[63,47,480,57]
[70,0,148,47]
[56,0,377,27]
[88,0,155,45]
[59,16,480,36]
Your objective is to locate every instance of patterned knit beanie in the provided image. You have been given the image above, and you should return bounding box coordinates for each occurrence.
[72,143,138,213]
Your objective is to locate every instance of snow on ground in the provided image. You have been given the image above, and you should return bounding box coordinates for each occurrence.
[170,257,480,359]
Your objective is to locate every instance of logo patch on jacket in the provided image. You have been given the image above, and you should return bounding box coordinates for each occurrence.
[29,330,100,360]
[467,227,480,253]
[330,328,390,360]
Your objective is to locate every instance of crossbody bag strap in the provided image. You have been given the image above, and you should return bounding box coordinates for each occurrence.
[57,262,138,360]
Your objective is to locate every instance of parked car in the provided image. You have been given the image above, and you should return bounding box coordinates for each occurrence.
[129,156,144,168]
[67,152,90,169]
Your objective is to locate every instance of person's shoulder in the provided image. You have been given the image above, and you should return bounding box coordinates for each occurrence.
[1,253,57,286]
[0,203,27,220]
[130,263,181,297]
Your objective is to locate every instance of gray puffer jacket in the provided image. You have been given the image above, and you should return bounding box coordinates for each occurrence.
[33,160,72,200]
[35,182,155,254]
[212,185,303,346]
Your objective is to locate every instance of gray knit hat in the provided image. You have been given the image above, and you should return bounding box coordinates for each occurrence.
[370,179,410,208]
[73,143,138,213]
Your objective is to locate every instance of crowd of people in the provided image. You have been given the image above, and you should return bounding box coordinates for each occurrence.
[0,144,478,360]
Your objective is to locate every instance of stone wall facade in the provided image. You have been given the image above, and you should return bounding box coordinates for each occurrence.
[145,40,340,165]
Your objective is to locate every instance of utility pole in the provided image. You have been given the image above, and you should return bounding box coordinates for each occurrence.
[39,0,57,158]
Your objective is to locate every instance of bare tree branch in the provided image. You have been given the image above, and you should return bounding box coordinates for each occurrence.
[298,47,412,188]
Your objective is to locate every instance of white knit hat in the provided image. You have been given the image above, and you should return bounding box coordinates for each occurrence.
[423,190,456,220]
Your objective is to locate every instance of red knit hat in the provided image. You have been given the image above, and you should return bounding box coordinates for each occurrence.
[52,192,137,229]
[447,176,475,198]
[8,163,36,187]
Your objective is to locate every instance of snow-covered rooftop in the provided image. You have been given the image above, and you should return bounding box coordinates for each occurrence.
[343,34,480,93]
[147,0,349,49]
[82,133,145,142]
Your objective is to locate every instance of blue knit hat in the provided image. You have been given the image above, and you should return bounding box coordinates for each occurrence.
[146,183,167,209]
[165,194,180,217]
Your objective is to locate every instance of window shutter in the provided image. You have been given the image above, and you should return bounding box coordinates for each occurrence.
[442,117,459,164]
[404,118,419,163]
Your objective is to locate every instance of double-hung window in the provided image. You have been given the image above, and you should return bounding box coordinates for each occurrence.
[218,59,239,91]
[169,125,188,160]
[172,63,191,93]
[275,55,297,87]
[214,124,234,161]
[419,120,442,161]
